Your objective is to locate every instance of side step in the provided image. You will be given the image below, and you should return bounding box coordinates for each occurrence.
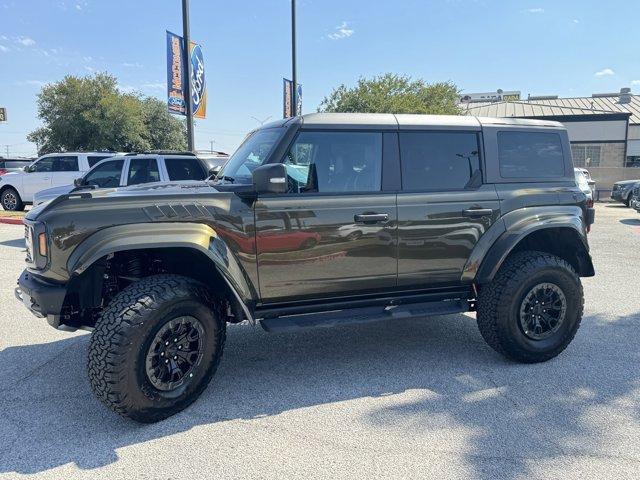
[260,299,467,333]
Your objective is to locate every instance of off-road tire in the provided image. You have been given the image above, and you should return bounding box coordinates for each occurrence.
[1,187,24,211]
[87,274,226,423]
[477,251,584,363]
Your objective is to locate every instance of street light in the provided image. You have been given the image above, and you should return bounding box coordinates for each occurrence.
[291,0,297,116]
[250,115,273,126]
[182,0,194,151]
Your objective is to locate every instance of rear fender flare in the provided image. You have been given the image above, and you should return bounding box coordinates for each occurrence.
[464,206,591,284]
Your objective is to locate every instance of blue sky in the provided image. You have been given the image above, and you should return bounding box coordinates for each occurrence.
[1,0,639,157]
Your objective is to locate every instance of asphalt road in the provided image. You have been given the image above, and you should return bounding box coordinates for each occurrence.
[0,203,638,479]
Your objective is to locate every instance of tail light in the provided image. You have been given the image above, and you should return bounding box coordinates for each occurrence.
[0,168,7,176]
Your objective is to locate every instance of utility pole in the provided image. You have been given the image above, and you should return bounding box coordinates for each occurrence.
[291,0,297,116]
[182,0,195,151]
[4,145,8,157]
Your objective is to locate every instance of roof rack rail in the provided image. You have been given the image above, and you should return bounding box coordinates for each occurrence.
[141,150,196,156]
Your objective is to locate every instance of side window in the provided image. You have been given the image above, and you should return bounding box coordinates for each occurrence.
[399,132,480,191]
[165,157,206,181]
[283,131,383,193]
[84,160,124,188]
[31,158,54,172]
[498,131,564,178]
[127,158,160,186]
[88,155,113,168]
[51,156,79,172]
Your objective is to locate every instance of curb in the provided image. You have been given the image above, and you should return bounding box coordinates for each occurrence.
[0,217,24,225]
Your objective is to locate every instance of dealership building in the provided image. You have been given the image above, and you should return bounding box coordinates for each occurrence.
[460,88,640,189]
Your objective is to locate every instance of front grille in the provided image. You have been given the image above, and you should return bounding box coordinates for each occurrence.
[24,225,34,265]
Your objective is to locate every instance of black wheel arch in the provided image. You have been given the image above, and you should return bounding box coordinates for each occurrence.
[475,225,595,284]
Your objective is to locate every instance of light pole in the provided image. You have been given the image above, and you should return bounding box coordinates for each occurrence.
[291,0,297,116]
[182,0,194,151]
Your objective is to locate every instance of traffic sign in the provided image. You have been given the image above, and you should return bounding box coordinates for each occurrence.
[0,107,6,122]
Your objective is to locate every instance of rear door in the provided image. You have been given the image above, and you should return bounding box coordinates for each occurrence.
[255,130,398,303]
[125,157,161,186]
[397,130,500,287]
[50,155,81,187]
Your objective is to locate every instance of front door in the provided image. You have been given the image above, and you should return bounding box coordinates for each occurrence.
[22,157,54,201]
[396,131,500,287]
[255,130,397,303]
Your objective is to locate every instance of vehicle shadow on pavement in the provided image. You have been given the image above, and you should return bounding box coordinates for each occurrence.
[0,238,26,249]
[0,311,638,477]
[619,218,640,226]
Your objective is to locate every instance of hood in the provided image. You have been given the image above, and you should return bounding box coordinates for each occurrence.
[100,180,220,197]
[34,184,74,200]
[614,180,640,186]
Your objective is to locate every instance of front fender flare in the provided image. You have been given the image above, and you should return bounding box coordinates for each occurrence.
[66,222,257,321]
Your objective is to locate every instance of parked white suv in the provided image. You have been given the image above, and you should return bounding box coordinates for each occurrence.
[33,153,216,206]
[0,152,116,211]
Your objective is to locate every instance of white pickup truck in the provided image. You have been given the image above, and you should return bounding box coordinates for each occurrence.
[0,152,115,211]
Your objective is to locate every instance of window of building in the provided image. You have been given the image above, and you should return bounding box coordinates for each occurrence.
[625,156,640,168]
[572,145,601,168]
[283,131,383,193]
[165,157,206,181]
[127,158,160,185]
[399,132,480,190]
[498,131,565,178]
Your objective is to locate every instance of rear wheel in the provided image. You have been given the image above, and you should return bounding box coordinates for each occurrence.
[87,274,226,423]
[1,188,24,211]
[477,251,584,363]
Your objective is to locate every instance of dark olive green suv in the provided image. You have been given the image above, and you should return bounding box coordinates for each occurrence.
[16,113,595,422]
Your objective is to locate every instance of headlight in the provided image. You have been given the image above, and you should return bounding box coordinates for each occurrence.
[24,222,48,269]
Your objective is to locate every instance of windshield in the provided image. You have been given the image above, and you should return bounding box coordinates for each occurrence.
[218,128,283,183]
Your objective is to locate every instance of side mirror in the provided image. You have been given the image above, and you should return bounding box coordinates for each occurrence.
[23,165,31,173]
[73,177,84,187]
[252,163,287,194]
[208,166,221,178]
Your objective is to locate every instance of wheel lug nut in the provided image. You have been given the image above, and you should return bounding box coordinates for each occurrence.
[165,359,169,364]
[178,345,182,350]
[173,356,177,360]
[165,341,169,346]
[161,352,164,356]
[174,338,177,342]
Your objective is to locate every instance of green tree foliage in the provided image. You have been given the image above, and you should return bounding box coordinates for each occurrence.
[28,73,186,154]
[319,73,461,115]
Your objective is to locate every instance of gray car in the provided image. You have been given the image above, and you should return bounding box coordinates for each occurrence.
[611,180,640,206]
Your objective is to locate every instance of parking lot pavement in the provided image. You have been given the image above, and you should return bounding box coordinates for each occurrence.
[0,203,638,480]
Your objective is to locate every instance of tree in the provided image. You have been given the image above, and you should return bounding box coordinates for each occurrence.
[319,73,461,115]
[28,73,186,155]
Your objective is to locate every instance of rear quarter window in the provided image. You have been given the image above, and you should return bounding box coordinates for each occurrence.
[498,131,565,178]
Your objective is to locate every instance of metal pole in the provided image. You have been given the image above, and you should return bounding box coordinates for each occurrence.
[291,0,297,117]
[182,0,195,151]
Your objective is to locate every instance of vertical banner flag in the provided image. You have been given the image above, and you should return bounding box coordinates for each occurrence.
[166,31,186,115]
[283,79,302,118]
[166,30,207,118]
[189,41,207,119]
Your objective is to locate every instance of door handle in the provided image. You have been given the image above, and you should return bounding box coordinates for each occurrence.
[462,208,493,217]
[354,213,389,224]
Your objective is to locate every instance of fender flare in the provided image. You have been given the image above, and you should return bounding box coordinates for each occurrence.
[463,206,593,284]
[66,222,257,321]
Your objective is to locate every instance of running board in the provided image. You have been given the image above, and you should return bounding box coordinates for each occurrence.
[260,299,467,333]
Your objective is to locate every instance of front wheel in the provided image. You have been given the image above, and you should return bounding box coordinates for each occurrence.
[477,251,584,363]
[1,188,24,211]
[87,274,226,423]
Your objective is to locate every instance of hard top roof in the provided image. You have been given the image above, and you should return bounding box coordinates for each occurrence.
[294,112,564,130]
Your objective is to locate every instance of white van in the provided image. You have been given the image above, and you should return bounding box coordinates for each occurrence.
[0,152,116,210]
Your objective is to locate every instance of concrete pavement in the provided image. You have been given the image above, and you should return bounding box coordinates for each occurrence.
[0,203,638,479]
